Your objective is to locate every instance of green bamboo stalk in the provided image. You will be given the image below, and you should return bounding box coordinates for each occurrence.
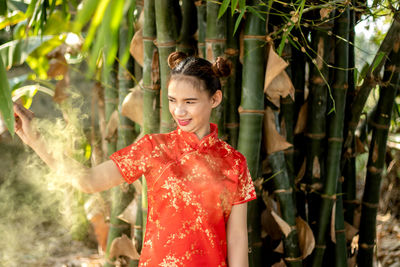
[344,14,400,149]
[342,3,357,226]
[206,0,227,138]
[155,0,179,133]
[357,37,400,267]
[311,7,350,267]
[237,2,266,266]
[104,5,138,265]
[177,0,197,55]
[304,24,332,228]
[224,7,240,148]
[195,0,206,58]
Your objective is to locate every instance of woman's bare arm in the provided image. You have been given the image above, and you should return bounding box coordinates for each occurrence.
[13,103,125,193]
[226,202,249,267]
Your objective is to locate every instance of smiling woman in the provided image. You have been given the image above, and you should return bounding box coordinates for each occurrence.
[13,51,256,267]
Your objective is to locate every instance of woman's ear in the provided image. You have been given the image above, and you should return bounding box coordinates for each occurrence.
[211,90,223,108]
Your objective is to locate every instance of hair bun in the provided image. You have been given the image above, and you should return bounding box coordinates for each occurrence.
[211,57,232,78]
[168,51,188,69]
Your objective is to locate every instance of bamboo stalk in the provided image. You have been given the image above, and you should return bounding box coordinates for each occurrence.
[177,0,197,55]
[225,7,240,148]
[268,109,303,267]
[357,37,400,267]
[206,0,227,138]
[195,0,206,58]
[311,7,350,267]
[237,1,266,266]
[342,3,357,226]
[104,6,138,265]
[304,24,332,228]
[154,0,179,133]
[344,14,400,149]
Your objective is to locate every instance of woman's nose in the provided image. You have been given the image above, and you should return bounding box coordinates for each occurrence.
[174,105,186,116]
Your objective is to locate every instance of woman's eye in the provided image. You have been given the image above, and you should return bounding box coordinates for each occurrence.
[168,99,175,103]
[186,101,195,104]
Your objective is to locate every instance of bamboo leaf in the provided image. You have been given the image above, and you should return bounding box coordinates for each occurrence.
[73,0,101,32]
[238,0,245,10]
[233,8,244,35]
[0,11,27,29]
[81,0,111,51]
[246,6,265,21]
[218,0,230,19]
[231,0,238,15]
[371,51,385,73]
[0,56,14,136]
[105,0,125,67]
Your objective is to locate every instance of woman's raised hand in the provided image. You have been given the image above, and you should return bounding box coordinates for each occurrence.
[13,102,39,147]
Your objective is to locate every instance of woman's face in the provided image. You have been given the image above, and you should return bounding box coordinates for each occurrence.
[168,77,221,139]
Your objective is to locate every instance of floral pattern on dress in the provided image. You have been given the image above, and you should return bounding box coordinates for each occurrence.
[110,123,257,267]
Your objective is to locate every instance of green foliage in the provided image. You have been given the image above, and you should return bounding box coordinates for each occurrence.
[0,55,13,136]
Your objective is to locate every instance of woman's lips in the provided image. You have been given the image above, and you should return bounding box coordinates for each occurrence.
[178,119,191,126]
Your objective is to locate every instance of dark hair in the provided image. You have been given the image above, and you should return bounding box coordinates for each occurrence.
[167,51,232,96]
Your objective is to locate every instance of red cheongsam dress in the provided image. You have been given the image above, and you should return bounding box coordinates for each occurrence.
[110,123,257,267]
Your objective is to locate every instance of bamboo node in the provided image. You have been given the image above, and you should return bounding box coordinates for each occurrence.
[142,36,156,41]
[243,35,266,41]
[273,188,293,194]
[225,122,240,128]
[194,0,205,7]
[328,137,343,143]
[305,132,326,139]
[225,48,239,56]
[120,125,135,130]
[105,98,119,104]
[142,84,160,91]
[238,106,265,115]
[315,244,326,249]
[284,256,303,262]
[155,40,176,48]
[369,120,390,130]
[283,148,295,155]
[367,166,382,174]
[362,201,379,208]
[343,199,360,204]
[335,229,346,233]
[321,194,336,200]
[205,38,227,44]
[360,243,375,249]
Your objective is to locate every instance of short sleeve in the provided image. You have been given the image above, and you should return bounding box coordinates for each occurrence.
[232,161,257,205]
[110,135,153,184]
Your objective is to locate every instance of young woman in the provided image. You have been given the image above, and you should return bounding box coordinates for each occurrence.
[13,52,256,267]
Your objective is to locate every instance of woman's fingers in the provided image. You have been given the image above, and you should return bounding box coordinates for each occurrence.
[13,102,34,124]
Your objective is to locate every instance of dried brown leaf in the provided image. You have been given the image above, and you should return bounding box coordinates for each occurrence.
[274,241,284,254]
[151,50,160,90]
[271,259,286,267]
[121,82,144,126]
[90,213,109,252]
[295,158,306,184]
[133,179,142,196]
[316,38,324,70]
[239,28,244,64]
[118,198,138,225]
[264,46,289,90]
[130,28,143,66]
[109,234,140,260]
[271,210,291,237]
[320,8,333,20]
[135,9,144,30]
[345,222,359,243]
[47,53,68,78]
[265,71,295,108]
[264,107,293,154]
[331,201,336,244]
[105,110,119,140]
[294,102,308,134]
[312,156,321,179]
[53,75,69,104]
[296,216,315,259]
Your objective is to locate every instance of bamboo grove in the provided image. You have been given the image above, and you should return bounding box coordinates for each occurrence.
[0,0,400,266]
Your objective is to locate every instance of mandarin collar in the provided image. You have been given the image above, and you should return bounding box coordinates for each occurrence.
[175,123,218,151]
